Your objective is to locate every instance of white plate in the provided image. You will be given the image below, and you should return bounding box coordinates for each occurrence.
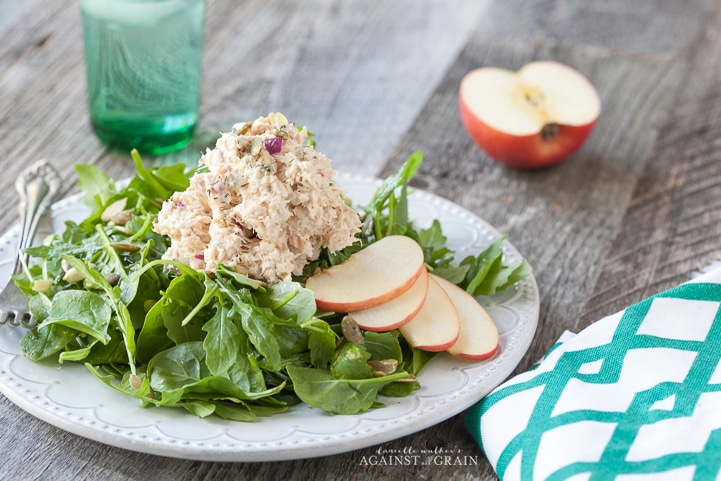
[0,172,539,462]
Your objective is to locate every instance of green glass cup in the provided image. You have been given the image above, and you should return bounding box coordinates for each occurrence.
[80,0,206,156]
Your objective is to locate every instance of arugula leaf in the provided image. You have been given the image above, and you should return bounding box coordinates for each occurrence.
[202,303,245,376]
[148,342,286,403]
[15,147,532,423]
[354,152,532,296]
[457,236,533,296]
[215,279,284,371]
[365,151,422,240]
[75,163,117,209]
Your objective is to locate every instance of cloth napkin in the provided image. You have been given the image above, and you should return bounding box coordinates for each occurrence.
[466,266,721,481]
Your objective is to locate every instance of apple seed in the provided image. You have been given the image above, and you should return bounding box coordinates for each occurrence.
[541,123,559,142]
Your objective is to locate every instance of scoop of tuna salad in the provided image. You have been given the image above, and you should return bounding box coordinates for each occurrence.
[153,113,362,283]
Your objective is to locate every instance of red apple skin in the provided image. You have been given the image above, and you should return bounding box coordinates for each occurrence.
[433,274,499,361]
[306,235,426,313]
[349,268,429,332]
[398,276,460,352]
[415,336,459,353]
[459,100,597,169]
[459,61,600,169]
[312,263,424,313]
[406,329,459,353]
[454,345,499,361]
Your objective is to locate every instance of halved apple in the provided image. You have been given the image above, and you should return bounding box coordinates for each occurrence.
[305,235,425,312]
[459,60,601,168]
[348,268,429,332]
[433,274,499,361]
[398,275,460,352]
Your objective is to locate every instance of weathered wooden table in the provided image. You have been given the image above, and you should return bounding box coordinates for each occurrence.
[1,0,720,479]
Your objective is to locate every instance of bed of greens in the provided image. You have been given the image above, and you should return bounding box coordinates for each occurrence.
[13,150,530,422]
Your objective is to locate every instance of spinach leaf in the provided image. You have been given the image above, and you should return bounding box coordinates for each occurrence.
[19,324,77,361]
[363,331,403,362]
[39,290,112,344]
[215,278,283,371]
[254,281,316,323]
[304,318,337,368]
[135,296,174,363]
[287,365,409,415]
[13,150,532,423]
[330,342,372,380]
[148,342,286,403]
[161,272,210,344]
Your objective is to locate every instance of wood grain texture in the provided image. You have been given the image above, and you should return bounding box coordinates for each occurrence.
[1,0,721,479]
[382,37,685,365]
[580,0,721,326]
[471,0,714,56]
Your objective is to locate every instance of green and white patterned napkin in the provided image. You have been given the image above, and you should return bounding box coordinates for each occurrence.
[466,267,721,480]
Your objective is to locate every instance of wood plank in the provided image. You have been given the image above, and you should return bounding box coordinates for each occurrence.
[0,0,38,34]
[0,1,499,480]
[580,0,721,327]
[471,0,714,56]
[381,36,685,366]
[0,0,718,480]
[196,0,492,176]
[0,0,490,230]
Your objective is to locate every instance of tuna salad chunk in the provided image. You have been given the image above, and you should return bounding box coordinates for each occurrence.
[153,113,362,283]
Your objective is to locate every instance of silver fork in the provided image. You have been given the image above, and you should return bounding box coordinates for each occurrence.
[0,160,61,328]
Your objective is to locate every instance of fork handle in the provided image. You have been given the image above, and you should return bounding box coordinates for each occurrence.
[14,160,61,276]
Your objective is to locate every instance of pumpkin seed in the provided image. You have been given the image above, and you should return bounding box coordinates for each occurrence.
[110,210,132,225]
[250,137,263,156]
[341,316,364,345]
[368,359,398,375]
[62,267,84,283]
[100,198,127,223]
[129,374,143,391]
[129,374,155,398]
[236,122,252,135]
[110,242,140,252]
[104,272,120,285]
[113,225,133,236]
[32,278,53,293]
[269,112,288,125]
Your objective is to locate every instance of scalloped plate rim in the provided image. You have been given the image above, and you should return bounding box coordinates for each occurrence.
[0,172,539,462]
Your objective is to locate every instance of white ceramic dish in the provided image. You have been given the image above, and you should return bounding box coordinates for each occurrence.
[0,172,539,462]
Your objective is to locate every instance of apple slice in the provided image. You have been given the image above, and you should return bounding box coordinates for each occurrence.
[398,276,460,352]
[459,60,601,169]
[432,274,499,361]
[305,235,425,312]
[348,268,429,332]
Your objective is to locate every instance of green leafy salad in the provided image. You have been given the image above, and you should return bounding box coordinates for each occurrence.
[13,150,530,421]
